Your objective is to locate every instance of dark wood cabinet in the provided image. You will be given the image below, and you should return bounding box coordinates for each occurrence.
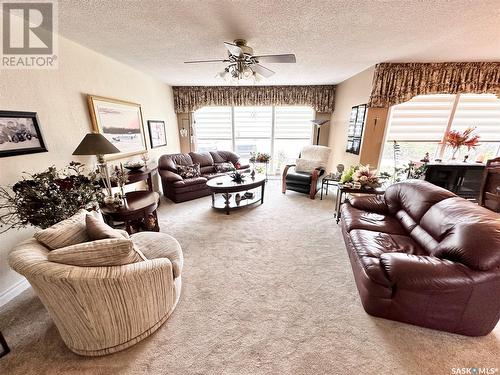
[424,162,485,201]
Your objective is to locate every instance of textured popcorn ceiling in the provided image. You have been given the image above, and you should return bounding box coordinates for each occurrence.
[58,0,500,85]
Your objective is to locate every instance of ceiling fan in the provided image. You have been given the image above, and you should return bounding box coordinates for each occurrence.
[184,39,296,82]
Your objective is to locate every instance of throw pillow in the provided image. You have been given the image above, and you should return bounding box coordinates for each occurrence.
[295,158,323,173]
[34,209,90,250]
[233,161,242,169]
[47,238,143,267]
[214,162,234,173]
[177,163,201,179]
[86,214,127,240]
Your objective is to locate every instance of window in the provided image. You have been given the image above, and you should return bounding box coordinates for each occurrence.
[194,105,314,173]
[380,94,500,174]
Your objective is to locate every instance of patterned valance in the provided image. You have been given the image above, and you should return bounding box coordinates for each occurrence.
[369,62,500,108]
[172,85,336,113]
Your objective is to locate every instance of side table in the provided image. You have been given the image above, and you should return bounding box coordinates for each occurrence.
[101,191,160,234]
[335,184,385,223]
[320,174,340,200]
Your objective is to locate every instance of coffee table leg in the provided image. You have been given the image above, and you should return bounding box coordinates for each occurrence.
[0,331,10,358]
[261,183,265,204]
[224,193,230,215]
[211,193,215,208]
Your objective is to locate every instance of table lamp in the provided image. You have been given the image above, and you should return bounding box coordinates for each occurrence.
[72,133,120,203]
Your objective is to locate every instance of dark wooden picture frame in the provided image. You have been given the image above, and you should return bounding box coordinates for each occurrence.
[0,111,48,158]
[147,120,167,148]
[346,104,367,155]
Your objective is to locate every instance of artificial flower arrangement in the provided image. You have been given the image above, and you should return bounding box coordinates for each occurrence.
[340,164,381,189]
[444,126,480,160]
[0,162,103,233]
[249,152,271,163]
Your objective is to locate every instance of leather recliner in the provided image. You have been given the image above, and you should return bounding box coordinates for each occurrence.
[282,145,332,199]
[341,179,500,336]
[158,151,249,203]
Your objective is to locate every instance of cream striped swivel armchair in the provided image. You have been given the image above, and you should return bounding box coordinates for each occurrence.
[9,211,183,356]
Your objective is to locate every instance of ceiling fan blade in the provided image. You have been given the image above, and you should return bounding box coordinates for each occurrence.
[254,54,296,63]
[252,64,275,78]
[224,42,243,56]
[184,59,228,64]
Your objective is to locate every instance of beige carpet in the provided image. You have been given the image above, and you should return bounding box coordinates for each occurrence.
[1,181,499,375]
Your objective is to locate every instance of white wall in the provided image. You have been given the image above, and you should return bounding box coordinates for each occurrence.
[0,35,179,303]
[327,66,375,170]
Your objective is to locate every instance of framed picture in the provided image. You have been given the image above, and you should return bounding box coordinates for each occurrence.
[147,120,167,148]
[87,95,146,159]
[0,111,48,158]
[346,104,367,155]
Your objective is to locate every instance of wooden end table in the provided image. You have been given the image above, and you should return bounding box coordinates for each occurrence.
[101,191,160,234]
[206,174,266,215]
[334,184,385,223]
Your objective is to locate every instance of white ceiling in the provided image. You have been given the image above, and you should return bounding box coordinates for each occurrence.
[58,0,500,86]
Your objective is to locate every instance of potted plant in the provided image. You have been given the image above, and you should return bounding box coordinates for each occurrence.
[0,162,103,233]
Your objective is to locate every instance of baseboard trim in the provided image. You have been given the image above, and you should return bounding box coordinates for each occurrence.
[0,278,30,307]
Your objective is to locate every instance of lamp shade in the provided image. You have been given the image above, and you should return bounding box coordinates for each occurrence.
[311,119,329,127]
[72,133,120,155]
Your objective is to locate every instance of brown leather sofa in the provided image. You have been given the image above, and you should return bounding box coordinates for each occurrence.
[341,179,500,336]
[158,151,250,203]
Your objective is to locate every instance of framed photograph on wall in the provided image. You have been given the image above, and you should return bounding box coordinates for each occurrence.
[0,111,48,158]
[87,95,147,159]
[147,120,167,148]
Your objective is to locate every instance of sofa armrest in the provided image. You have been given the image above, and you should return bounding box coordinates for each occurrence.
[347,195,388,214]
[379,253,473,290]
[159,169,182,183]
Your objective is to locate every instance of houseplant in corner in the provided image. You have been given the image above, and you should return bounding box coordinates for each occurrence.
[0,161,103,233]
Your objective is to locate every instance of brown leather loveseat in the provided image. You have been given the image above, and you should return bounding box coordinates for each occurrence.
[158,151,250,203]
[341,180,500,336]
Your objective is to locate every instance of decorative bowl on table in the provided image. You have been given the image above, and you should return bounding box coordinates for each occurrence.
[123,161,144,171]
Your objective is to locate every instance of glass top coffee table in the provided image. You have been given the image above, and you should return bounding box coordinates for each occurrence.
[206,174,266,215]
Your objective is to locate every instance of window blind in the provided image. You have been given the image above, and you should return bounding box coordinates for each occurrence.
[274,106,314,139]
[451,94,500,142]
[386,95,455,141]
[234,107,272,139]
[193,106,232,139]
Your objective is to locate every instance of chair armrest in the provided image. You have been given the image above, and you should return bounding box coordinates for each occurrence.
[159,169,182,183]
[379,253,473,290]
[282,164,296,193]
[347,195,388,214]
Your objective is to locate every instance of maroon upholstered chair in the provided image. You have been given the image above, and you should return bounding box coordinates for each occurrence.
[341,180,500,336]
[479,156,500,213]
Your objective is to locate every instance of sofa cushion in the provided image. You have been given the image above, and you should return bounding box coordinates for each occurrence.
[210,150,239,164]
[189,151,214,167]
[34,209,90,250]
[200,165,215,174]
[131,232,183,278]
[47,238,143,266]
[421,197,500,271]
[341,204,407,235]
[384,180,455,222]
[177,163,201,179]
[214,162,234,173]
[86,214,127,240]
[350,229,428,258]
[172,176,207,187]
[159,153,193,172]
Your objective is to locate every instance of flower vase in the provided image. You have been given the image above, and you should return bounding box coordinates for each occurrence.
[451,147,460,161]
